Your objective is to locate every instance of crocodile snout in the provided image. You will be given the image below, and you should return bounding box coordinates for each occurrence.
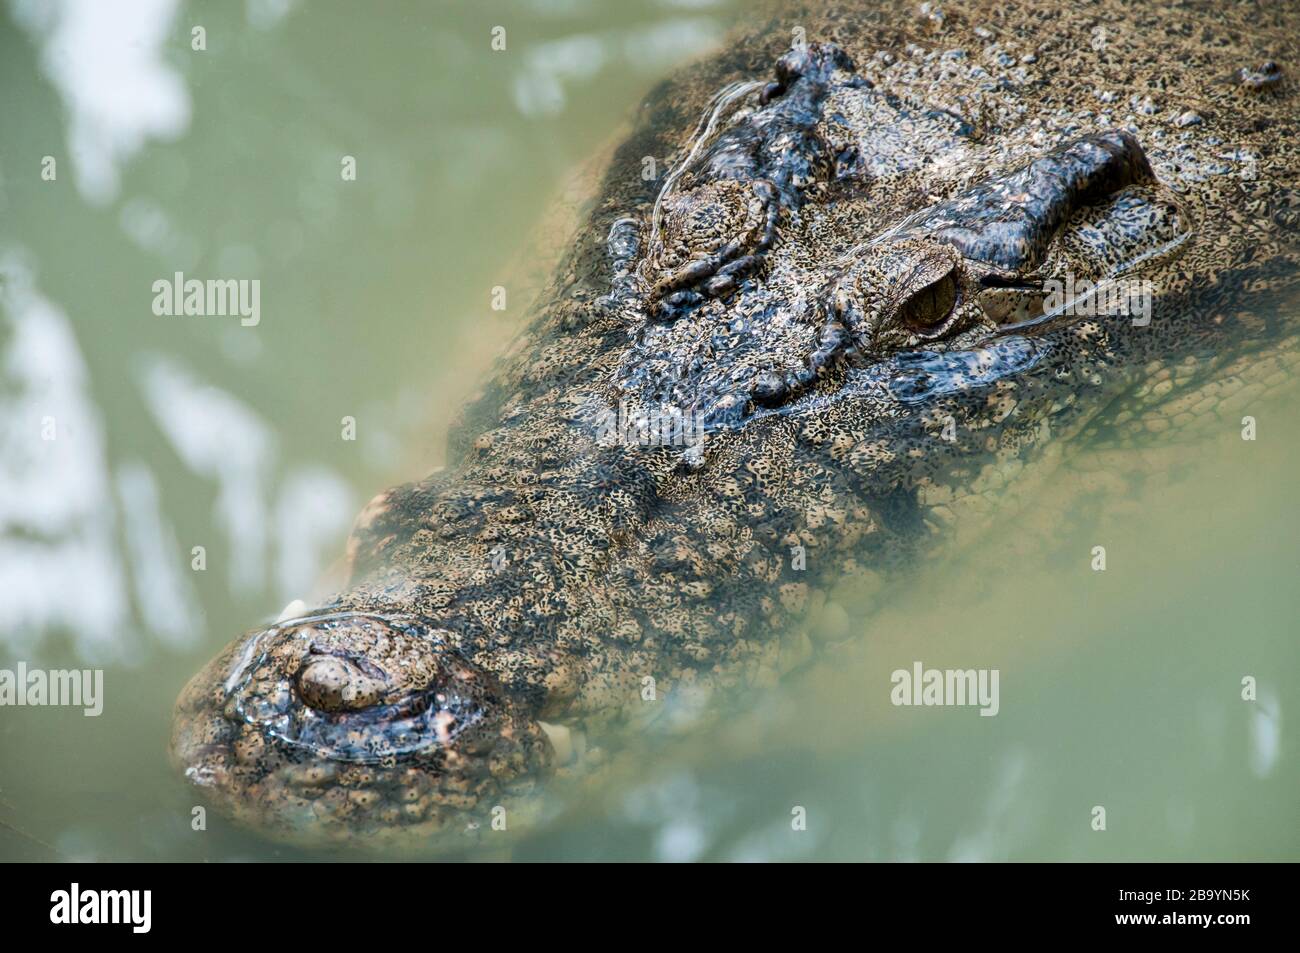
[170,609,553,848]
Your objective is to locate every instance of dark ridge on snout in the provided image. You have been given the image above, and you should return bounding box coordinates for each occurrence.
[906,129,1155,272]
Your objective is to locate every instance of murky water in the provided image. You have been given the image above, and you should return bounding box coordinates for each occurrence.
[0,0,1293,861]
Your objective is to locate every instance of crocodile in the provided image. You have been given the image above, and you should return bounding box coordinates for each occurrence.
[171,0,1300,849]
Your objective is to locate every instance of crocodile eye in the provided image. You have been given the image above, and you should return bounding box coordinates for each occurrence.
[296,653,388,712]
[899,268,958,332]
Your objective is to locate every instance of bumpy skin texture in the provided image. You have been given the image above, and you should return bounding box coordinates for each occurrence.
[172,0,1300,848]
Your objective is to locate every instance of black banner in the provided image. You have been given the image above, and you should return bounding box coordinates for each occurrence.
[2,862,1285,939]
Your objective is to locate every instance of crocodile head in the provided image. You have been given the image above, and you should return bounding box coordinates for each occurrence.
[618,43,1244,438]
[172,2,1300,850]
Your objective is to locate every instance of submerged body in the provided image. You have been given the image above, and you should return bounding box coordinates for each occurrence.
[173,0,1300,847]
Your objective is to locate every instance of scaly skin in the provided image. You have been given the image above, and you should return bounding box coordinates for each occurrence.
[172,0,1300,848]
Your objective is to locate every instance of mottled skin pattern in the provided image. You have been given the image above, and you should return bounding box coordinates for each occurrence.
[172,0,1300,849]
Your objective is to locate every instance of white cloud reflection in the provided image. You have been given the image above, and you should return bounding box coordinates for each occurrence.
[138,355,276,596]
[512,18,723,119]
[0,253,129,660]
[0,255,354,663]
[1248,689,1281,779]
[115,459,200,649]
[8,0,190,205]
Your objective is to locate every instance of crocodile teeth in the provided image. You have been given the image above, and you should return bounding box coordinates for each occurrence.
[276,599,308,623]
[538,721,586,765]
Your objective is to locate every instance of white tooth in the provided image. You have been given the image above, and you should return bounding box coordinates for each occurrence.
[538,721,573,764]
[276,599,308,623]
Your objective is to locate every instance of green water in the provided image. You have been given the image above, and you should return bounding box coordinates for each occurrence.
[0,0,1294,862]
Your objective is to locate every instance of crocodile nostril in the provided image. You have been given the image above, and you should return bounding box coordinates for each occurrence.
[296,655,388,712]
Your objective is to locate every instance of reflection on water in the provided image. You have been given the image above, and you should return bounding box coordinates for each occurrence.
[0,0,1295,861]
[0,254,129,659]
[1248,689,1280,780]
[115,459,200,650]
[10,0,190,206]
